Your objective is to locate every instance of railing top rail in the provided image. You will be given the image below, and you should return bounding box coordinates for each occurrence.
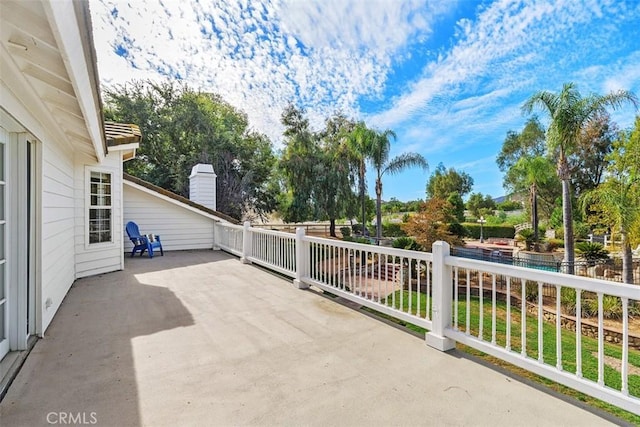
[304,234,433,261]
[447,255,640,299]
[253,223,346,228]
[250,227,296,237]
[216,223,244,231]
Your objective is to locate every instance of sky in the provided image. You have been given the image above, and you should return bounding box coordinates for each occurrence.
[90,0,640,202]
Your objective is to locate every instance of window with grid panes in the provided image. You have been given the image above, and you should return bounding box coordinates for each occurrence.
[89,171,112,244]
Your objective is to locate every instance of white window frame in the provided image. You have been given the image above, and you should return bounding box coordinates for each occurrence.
[85,167,115,249]
[0,127,8,358]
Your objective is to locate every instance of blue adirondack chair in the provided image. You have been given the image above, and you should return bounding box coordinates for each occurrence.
[126,221,164,258]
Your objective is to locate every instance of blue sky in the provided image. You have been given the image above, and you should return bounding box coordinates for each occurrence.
[90,0,640,202]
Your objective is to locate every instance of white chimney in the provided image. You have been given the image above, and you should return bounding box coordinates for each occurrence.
[189,163,217,210]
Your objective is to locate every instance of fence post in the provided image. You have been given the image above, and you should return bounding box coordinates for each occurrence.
[212,222,220,250]
[241,221,252,264]
[293,227,309,289]
[426,241,456,351]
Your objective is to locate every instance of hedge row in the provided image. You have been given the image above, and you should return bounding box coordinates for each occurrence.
[382,222,407,237]
[376,222,514,239]
[462,223,515,239]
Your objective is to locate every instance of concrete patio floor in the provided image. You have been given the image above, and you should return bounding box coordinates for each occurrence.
[0,250,621,426]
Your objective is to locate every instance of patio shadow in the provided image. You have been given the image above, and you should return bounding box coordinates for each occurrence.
[0,252,198,426]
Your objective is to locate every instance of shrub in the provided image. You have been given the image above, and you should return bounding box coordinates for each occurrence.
[541,239,563,252]
[496,200,522,211]
[525,280,538,302]
[584,295,623,319]
[574,222,591,240]
[448,222,469,238]
[575,242,609,261]
[463,223,515,239]
[382,222,407,237]
[342,235,372,245]
[392,237,422,251]
[351,224,370,236]
[601,296,624,319]
[340,226,351,237]
[516,229,536,250]
[561,288,577,315]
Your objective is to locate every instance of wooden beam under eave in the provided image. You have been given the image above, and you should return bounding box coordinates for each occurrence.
[0,1,58,50]
[23,63,75,97]
[2,28,69,80]
[44,97,84,120]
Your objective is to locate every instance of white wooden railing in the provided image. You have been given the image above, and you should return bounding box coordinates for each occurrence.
[247,225,297,277]
[214,222,243,256]
[214,222,640,415]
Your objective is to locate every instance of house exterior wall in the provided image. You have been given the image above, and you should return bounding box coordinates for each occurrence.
[1,0,121,343]
[123,184,217,252]
[74,151,124,279]
[40,130,77,332]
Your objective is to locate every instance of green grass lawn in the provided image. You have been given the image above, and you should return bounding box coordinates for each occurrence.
[382,290,640,423]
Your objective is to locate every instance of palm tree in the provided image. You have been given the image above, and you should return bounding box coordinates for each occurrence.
[344,122,376,234]
[511,156,555,244]
[522,83,637,273]
[581,118,640,284]
[370,130,428,242]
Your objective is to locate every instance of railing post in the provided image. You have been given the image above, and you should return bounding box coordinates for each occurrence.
[212,222,220,250]
[293,227,309,289]
[426,241,456,351]
[241,221,252,264]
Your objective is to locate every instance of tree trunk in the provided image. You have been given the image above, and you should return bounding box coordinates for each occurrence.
[360,161,366,236]
[557,156,574,274]
[561,177,574,274]
[376,177,382,244]
[329,218,336,238]
[531,183,539,243]
[621,230,633,284]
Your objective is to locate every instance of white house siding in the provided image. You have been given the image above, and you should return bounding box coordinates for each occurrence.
[40,136,77,332]
[123,184,216,252]
[74,152,124,279]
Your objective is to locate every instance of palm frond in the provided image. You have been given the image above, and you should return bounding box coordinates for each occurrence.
[384,153,428,176]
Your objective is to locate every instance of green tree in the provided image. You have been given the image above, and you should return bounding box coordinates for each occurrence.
[278,108,359,235]
[315,113,358,236]
[426,163,474,200]
[369,130,428,241]
[344,122,376,233]
[496,116,547,172]
[466,192,496,218]
[511,156,556,243]
[382,197,404,214]
[279,105,318,222]
[104,80,277,220]
[498,118,559,221]
[522,82,637,273]
[581,116,640,283]
[447,192,465,223]
[570,111,618,196]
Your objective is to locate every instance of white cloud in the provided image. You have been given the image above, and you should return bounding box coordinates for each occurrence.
[368,0,602,129]
[603,51,640,93]
[90,0,640,200]
[90,0,455,144]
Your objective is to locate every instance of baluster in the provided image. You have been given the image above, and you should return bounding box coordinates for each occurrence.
[597,292,604,386]
[506,276,511,351]
[538,281,543,363]
[492,274,496,345]
[556,285,562,370]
